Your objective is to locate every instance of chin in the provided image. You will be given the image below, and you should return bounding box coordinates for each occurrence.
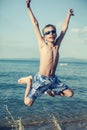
[50,39,55,43]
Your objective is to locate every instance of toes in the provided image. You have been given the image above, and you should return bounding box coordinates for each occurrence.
[18,76,33,84]
[18,79,21,84]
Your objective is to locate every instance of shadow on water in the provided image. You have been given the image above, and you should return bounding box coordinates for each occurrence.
[0,105,87,130]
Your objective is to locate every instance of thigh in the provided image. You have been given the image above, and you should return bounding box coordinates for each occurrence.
[28,82,49,100]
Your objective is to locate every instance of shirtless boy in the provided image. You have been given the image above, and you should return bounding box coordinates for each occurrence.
[18,0,74,106]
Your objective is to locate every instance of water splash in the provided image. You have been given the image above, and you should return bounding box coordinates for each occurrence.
[5,105,24,130]
[52,114,62,130]
[43,106,62,130]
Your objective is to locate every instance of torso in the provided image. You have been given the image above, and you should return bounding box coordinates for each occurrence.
[39,42,59,76]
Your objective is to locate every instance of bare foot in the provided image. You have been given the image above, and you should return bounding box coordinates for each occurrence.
[45,91,55,97]
[18,76,33,84]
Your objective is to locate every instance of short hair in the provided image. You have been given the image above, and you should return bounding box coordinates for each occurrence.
[42,24,56,35]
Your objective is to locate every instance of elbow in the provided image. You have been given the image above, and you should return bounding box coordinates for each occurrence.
[62,27,68,33]
[33,19,38,26]
[62,24,68,33]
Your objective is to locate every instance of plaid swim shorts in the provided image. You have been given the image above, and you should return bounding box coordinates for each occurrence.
[28,73,69,100]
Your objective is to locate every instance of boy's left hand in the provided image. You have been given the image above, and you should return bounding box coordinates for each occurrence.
[26,0,31,8]
[68,9,74,16]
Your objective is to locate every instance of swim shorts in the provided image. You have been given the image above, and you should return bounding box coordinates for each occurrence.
[28,73,69,100]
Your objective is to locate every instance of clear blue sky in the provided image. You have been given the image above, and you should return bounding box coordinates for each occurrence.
[0,0,87,59]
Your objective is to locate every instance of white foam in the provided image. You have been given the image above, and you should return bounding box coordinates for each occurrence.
[5,105,24,130]
[52,114,62,130]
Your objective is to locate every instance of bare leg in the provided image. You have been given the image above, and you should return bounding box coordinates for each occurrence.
[45,90,65,97]
[45,88,74,97]
[62,88,74,97]
[45,91,55,97]
[18,76,34,106]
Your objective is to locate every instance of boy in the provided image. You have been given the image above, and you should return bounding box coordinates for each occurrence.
[18,0,74,106]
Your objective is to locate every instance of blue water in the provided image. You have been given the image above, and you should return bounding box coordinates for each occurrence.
[0,59,87,130]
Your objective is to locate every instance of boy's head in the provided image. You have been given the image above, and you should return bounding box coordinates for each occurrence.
[42,24,57,43]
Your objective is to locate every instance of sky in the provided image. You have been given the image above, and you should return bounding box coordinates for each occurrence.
[0,0,87,60]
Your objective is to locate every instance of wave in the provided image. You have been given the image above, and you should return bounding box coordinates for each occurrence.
[0,116,87,130]
[0,105,87,130]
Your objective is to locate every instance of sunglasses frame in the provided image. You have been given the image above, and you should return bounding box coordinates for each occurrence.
[44,30,56,36]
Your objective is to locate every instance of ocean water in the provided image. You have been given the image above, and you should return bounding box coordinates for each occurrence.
[0,59,87,130]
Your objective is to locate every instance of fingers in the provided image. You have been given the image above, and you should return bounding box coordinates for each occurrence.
[70,9,74,16]
[28,0,31,3]
[68,8,74,16]
[26,0,31,3]
[26,0,31,8]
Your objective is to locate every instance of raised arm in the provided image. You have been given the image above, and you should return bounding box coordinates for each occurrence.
[26,0,43,47]
[61,9,74,33]
[56,9,74,48]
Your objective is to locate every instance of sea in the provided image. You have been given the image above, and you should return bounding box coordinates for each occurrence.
[0,59,87,130]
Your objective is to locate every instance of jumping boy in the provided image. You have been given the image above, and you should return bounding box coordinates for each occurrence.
[18,0,74,106]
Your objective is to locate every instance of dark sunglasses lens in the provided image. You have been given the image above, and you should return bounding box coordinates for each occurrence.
[52,30,56,34]
[44,30,56,35]
[44,31,50,35]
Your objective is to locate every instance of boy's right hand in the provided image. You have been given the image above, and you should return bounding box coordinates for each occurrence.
[26,0,31,8]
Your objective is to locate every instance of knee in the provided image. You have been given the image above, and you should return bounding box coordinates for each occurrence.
[67,89,74,97]
[24,101,32,106]
[63,89,74,97]
[24,98,34,106]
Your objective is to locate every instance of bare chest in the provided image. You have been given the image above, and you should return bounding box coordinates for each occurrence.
[40,45,58,60]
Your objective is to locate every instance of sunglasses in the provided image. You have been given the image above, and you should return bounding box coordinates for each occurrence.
[44,30,56,36]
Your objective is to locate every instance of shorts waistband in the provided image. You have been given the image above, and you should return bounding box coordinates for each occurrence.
[37,72,55,79]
